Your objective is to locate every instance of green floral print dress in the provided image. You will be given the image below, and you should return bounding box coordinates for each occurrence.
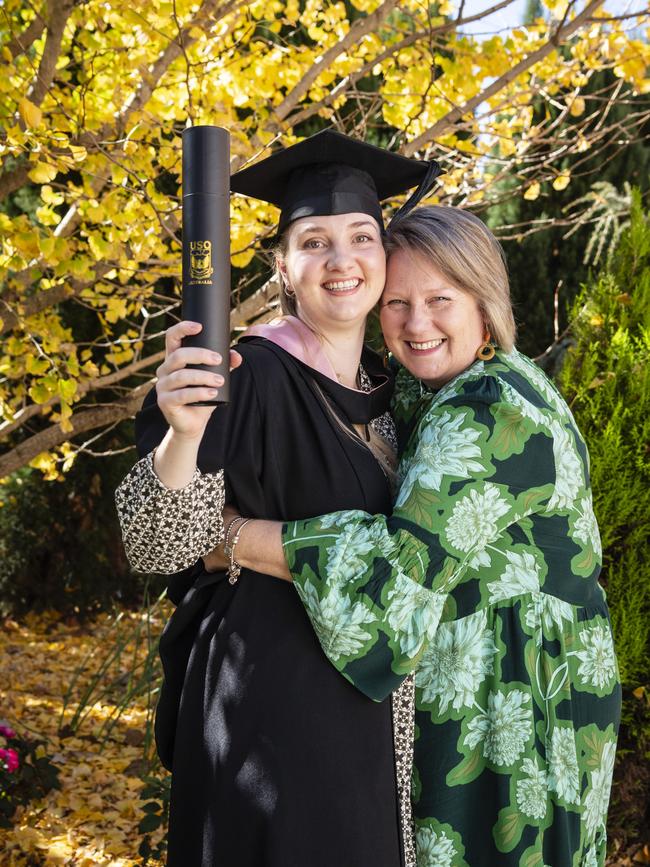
[282,350,621,867]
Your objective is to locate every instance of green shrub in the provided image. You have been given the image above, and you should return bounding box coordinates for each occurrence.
[0,435,162,617]
[558,190,650,853]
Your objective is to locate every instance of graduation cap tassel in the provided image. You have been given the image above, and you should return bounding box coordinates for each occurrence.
[388,160,443,229]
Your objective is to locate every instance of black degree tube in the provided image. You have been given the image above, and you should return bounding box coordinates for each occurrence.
[182,125,231,404]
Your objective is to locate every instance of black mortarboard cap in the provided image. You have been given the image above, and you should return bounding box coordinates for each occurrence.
[230,130,441,238]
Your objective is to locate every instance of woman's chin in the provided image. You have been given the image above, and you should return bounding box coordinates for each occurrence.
[315,302,378,329]
[412,361,466,391]
[393,350,446,384]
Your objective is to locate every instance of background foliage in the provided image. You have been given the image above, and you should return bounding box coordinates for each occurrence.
[0,0,648,477]
[558,194,650,856]
[0,431,141,615]
[0,0,649,863]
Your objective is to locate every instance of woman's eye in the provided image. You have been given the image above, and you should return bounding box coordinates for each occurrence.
[428,296,449,304]
[385,298,407,307]
[303,238,325,249]
[354,233,373,243]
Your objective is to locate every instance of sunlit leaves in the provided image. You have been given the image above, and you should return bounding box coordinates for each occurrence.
[0,609,170,857]
[569,96,586,117]
[27,162,57,184]
[0,0,648,477]
[612,38,650,92]
[553,171,571,191]
[524,182,541,201]
[18,98,43,128]
[28,381,55,405]
[542,0,570,19]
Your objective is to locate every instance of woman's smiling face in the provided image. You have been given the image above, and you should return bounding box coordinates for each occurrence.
[380,248,486,389]
[280,212,385,335]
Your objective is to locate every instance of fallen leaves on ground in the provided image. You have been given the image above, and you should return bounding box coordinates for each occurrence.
[0,608,646,866]
[0,609,170,866]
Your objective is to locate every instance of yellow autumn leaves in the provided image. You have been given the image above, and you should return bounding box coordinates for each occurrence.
[18,98,43,129]
[524,171,572,201]
[0,610,169,866]
[0,0,649,480]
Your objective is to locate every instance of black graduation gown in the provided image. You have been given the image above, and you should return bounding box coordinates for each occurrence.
[135,337,403,867]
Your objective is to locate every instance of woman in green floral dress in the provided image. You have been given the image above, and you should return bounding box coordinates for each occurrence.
[223,206,621,867]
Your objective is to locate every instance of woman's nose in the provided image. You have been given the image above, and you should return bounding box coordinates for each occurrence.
[403,303,432,335]
[326,243,353,271]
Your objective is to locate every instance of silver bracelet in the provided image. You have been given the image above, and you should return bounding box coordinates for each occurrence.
[223,516,246,560]
[228,518,252,585]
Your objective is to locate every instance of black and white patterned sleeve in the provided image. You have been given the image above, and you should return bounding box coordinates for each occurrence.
[115,451,225,574]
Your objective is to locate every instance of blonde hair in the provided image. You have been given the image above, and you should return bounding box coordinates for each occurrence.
[273,229,298,317]
[385,206,516,352]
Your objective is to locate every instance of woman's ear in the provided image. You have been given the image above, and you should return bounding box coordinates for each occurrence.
[276,256,288,286]
[275,256,295,297]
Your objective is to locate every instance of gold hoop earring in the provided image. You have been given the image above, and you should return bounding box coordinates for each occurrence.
[476,331,496,361]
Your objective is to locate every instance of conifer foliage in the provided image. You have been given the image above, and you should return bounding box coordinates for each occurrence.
[558,191,650,851]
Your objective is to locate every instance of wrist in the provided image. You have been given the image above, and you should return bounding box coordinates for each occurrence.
[167,426,204,446]
[225,517,253,585]
[153,428,201,489]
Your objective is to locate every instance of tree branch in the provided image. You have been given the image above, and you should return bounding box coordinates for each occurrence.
[3,5,46,60]
[0,272,281,471]
[0,350,166,441]
[0,383,152,478]
[28,0,75,108]
[284,0,520,130]
[0,0,238,313]
[0,0,75,198]
[0,272,280,446]
[114,0,242,134]
[274,0,401,122]
[231,275,280,328]
[403,0,607,156]
[284,30,426,130]
[0,164,31,201]
[0,265,113,337]
[0,0,236,213]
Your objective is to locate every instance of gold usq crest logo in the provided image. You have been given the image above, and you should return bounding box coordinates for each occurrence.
[190,240,213,281]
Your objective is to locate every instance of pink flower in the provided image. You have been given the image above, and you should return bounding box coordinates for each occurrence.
[0,747,19,773]
[0,725,16,739]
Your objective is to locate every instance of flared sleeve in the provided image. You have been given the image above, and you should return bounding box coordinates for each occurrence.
[116,356,261,574]
[282,368,592,702]
[115,452,225,573]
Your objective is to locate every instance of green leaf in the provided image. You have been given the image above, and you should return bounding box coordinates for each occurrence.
[138,812,163,833]
[521,848,544,867]
[492,404,529,458]
[28,382,55,404]
[58,378,77,403]
[25,356,50,375]
[446,747,482,787]
[493,805,525,852]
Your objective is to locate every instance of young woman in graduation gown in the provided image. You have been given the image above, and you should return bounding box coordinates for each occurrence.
[116,131,440,867]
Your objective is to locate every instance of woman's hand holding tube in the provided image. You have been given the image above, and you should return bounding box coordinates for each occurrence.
[156,321,241,437]
[152,321,241,489]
